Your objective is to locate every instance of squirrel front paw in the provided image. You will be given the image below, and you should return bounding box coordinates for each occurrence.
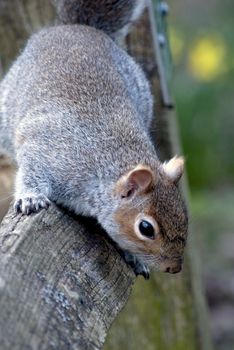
[133,261,150,280]
[123,251,150,279]
[14,194,50,215]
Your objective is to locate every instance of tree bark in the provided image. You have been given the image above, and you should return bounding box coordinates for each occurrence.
[0,1,213,350]
[0,204,135,349]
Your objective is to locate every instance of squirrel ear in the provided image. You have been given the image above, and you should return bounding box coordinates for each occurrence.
[163,156,184,184]
[116,165,153,199]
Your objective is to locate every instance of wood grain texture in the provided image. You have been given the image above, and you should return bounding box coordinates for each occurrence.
[0,204,134,349]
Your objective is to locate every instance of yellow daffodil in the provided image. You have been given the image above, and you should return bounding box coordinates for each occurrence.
[188,36,227,81]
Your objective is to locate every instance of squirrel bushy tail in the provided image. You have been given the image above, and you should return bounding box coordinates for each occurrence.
[53,0,146,38]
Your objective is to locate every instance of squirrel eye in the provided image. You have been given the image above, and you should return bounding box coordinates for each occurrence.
[139,220,155,239]
[134,215,159,241]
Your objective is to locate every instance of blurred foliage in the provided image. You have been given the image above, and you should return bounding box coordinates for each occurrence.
[168,0,234,190]
[167,2,234,349]
[191,190,234,270]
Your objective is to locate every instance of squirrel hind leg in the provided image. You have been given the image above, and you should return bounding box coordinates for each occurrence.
[14,167,51,215]
[123,251,150,280]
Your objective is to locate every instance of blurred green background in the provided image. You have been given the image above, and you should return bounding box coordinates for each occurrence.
[168,0,234,349]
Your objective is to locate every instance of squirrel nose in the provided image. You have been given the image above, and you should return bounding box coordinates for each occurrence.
[164,258,183,274]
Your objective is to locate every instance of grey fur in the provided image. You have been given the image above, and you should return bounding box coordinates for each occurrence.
[0,1,188,275]
[53,0,146,39]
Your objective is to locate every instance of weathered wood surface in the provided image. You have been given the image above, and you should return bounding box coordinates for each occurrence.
[0,204,135,349]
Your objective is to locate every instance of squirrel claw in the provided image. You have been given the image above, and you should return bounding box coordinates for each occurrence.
[134,263,150,280]
[123,251,150,279]
[14,194,50,215]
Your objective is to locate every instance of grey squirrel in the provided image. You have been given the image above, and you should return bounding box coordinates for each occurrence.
[0,0,188,277]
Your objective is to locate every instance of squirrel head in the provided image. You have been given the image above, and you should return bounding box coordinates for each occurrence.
[109,156,188,274]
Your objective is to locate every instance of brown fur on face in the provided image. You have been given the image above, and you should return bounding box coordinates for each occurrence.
[114,176,188,269]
